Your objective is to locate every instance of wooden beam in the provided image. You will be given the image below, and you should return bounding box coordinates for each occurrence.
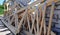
[16,0,60,14]
[1,19,17,35]
[40,3,47,35]
[17,9,28,33]
[47,2,55,35]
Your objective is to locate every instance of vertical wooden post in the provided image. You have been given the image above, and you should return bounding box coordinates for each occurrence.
[30,11,36,34]
[47,2,55,35]
[27,14,31,33]
[40,3,47,35]
[35,6,40,35]
[14,8,18,29]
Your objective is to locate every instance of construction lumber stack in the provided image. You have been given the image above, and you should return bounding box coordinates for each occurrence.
[2,0,60,35]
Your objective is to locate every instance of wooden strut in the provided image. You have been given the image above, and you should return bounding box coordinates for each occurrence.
[27,13,31,33]
[28,14,36,35]
[17,8,28,33]
[3,0,60,35]
[16,0,60,14]
[40,3,47,35]
[36,6,40,35]
[47,2,55,35]
[30,13,36,34]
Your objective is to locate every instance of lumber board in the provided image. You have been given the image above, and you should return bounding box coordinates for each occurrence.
[38,0,60,7]
[40,3,47,35]
[16,0,60,14]
[27,15,31,33]
[1,19,17,35]
[44,20,46,35]
[3,0,60,35]
[47,2,55,35]
[17,9,28,33]
[30,14,35,33]
[5,0,60,14]
[36,7,40,35]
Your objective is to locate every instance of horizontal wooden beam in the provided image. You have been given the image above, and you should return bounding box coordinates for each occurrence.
[16,0,60,14]
[38,0,60,7]
[16,0,44,13]
[46,0,60,6]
